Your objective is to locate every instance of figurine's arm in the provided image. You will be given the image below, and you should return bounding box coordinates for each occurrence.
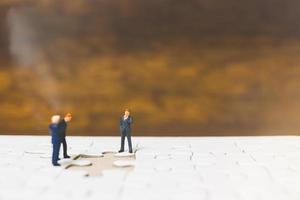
[120,117,123,126]
[128,117,133,124]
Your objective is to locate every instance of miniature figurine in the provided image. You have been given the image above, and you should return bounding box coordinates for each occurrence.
[58,113,72,159]
[119,109,133,153]
[49,115,61,166]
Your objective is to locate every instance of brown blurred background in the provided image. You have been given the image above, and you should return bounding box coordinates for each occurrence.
[0,0,300,136]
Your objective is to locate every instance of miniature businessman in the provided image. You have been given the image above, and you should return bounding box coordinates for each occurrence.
[49,115,61,166]
[119,109,133,153]
[58,113,72,159]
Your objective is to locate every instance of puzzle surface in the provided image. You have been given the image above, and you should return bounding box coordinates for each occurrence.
[0,135,299,200]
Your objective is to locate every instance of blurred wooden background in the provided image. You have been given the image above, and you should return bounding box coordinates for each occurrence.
[0,0,300,136]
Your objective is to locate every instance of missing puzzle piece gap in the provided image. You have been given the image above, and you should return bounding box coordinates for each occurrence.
[64,160,93,169]
[78,153,104,158]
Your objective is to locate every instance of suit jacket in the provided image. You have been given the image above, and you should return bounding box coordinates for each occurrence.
[58,119,67,139]
[49,123,60,144]
[120,116,133,131]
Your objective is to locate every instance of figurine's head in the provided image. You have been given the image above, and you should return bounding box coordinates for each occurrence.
[51,115,61,124]
[124,109,130,117]
[64,113,72,122]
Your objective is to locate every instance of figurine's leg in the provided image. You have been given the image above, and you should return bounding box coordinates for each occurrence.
[52,143,56,164]
[126,130,133,153]
[52,142,61,166]
[62,138,70,158]
[119,130,125,152]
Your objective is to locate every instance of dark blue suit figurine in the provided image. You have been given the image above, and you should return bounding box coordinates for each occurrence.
[50,115,61,166]
[58,113,72,159]
[119,109,133,153]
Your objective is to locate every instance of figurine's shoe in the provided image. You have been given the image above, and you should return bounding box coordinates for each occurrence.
[118,150,124,153]
[57,158,61,161]
[129,150,133,153]
[53,163,61,166]
[64,155,71,159]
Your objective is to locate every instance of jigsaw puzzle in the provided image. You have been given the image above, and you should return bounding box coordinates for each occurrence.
[0,136,300,200]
